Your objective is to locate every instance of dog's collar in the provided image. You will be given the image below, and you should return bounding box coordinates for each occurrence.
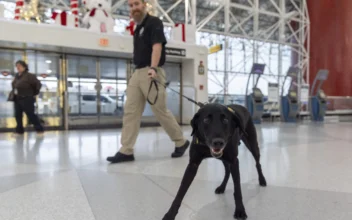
[193,137,205,145]
[227,106,235,113]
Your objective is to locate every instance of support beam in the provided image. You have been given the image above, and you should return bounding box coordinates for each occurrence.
[199,28,303,47]
[253,0,259,37]
[279,0,286,44]
[196,4,224,31]
[228,13,253,34]
[191,0,196,26]
[224,0,230,104]
[185,0,189,24]
[230,2,303,22]
[165,0,183,14]
[155,1,175,24]
[229,11,250,38]
[269,0,281,14]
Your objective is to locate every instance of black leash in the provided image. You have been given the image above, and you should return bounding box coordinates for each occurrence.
[147,76,248,137]
[147,78,205,108]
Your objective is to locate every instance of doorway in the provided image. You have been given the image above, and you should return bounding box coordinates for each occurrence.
[66,55,129,128]
[0,49,62,131]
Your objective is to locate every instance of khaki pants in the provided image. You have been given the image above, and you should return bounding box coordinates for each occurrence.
[119,67,186,155]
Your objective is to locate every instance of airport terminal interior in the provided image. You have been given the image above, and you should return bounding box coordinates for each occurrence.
[0,0,352,219]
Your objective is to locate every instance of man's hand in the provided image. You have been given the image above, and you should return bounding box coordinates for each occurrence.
[148,68,157,79]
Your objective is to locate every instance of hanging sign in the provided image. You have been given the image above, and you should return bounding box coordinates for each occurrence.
[165,47,186,57]
[208,44,223,54]
[198,61,205,75]
[267,83,279,102]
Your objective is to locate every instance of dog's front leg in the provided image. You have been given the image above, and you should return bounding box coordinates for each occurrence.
[162,161,201,220]
[230,157,247,219]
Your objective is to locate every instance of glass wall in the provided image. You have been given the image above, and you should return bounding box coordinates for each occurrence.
[0,50,62,130]
[67,55,99,117]
[141,62,181,121]
[0,50,182,130]
[65,54,183,127]
[0,50,22,129]
[197,31,293,107]
[26,51,61,117]
[66,55,129,127]
[99,58,128,117]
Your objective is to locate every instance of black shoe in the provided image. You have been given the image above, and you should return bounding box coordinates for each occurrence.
[106,152,135,163]
[171,140,190,158]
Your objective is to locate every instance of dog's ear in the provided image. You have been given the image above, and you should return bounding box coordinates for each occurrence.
[228,107,247,136]
[190,112,200,136]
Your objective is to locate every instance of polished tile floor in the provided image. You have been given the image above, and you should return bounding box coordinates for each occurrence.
[0,122,352,220]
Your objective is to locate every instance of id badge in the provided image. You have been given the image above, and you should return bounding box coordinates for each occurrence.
[14,89,18,95]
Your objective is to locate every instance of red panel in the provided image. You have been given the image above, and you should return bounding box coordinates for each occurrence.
[307,0,352,96]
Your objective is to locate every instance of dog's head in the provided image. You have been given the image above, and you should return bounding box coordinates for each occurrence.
[190,104,245,158]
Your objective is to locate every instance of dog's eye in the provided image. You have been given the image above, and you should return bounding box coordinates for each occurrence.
[203,118,210,124]
[223,118,229,124]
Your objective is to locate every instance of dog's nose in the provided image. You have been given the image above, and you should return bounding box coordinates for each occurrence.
[98,3,102,7]
[212,138,225,148]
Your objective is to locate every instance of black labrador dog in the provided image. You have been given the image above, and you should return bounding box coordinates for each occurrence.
[162,103,267,220]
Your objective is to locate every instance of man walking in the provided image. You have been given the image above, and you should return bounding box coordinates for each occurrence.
[107,0,190,163]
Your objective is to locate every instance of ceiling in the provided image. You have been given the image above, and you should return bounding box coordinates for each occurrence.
[111,0,305,42]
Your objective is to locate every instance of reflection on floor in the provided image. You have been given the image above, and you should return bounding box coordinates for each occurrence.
[0,122,352,220]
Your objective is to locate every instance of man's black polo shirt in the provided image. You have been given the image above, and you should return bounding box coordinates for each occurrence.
[133,13,167,68]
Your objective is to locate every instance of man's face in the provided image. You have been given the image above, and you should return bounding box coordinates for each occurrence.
[128,0,146,22]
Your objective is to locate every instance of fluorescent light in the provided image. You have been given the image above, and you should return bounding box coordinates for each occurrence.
[46,60,52,63]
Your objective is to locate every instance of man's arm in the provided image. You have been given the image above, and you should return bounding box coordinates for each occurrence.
[150,18,167,68]
[151,43,162,68]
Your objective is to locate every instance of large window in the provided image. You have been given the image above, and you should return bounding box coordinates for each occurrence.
[26,51,61,116]
[100,58,128,116]
[66,55,128,117]
[142,62,181,118]
[196,31,294,98]
[0,50,22,121]
[67,55,99,115]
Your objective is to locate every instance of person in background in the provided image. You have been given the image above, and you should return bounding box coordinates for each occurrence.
[11,60,44,136]
[106,0,189,163]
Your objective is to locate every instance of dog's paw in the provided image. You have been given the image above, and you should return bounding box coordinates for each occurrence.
[259,177,267,187]
[233,208,247,219]
[215,186,226,194]
[162,213,175,220]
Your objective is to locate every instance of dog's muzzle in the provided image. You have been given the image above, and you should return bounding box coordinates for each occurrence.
[209,138,225,158]
[209,147,224,158]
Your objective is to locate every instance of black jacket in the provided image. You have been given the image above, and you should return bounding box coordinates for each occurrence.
[12,71,42,97]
